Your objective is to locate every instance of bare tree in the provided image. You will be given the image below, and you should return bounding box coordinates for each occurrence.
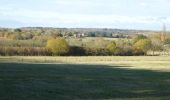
[160,24,166,42]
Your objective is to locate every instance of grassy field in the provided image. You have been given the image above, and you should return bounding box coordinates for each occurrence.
[0,56,170,100]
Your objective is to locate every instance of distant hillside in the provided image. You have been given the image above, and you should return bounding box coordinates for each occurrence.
[19,27,153,34]
[0,27,162,39]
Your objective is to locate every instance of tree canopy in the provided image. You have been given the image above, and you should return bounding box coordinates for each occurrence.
[106,41,117,55]
[134,39,152,54]
[46,38,69,55]
[133,34,148,43]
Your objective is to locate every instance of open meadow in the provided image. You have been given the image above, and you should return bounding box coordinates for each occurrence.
[1,0,170,99]
[0,56,170,100]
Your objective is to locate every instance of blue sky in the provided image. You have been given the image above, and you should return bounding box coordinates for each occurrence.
[0,0,170,30]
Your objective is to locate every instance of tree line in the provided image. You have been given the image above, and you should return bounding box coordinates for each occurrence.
[0,27,170,56]
[1,34,168,56]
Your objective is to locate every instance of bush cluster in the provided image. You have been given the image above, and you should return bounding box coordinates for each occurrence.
[0,47,52,56]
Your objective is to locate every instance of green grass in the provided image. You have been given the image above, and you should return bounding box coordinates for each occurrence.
[0,56,170,100]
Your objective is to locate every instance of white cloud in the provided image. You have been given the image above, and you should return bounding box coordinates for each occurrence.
[0,7,169,25]
[0,0,170,29]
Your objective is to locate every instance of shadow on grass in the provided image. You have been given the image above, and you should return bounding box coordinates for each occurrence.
[0,63,170,100]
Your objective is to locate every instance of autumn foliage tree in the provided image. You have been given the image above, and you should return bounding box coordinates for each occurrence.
[134,39,152,55]
[106,41,117,55]
[46,38,69,56]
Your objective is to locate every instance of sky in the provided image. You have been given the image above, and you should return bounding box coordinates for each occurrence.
[0,0,170,30]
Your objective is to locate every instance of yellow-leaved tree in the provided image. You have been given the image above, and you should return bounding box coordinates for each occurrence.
[134,39,152,55]
[46,38,69,56]
[106,41,117,55]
